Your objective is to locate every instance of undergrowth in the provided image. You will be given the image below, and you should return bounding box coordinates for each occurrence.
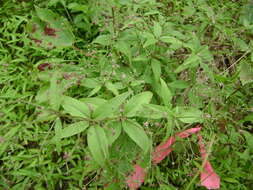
[0,0,253,189]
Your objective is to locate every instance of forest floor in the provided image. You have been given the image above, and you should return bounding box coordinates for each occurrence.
[0,0,253,189]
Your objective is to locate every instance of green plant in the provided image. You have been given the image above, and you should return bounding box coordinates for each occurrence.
[1,0,253,189]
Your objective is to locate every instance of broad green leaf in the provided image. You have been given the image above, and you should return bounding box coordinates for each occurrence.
[136,104,168,119]
[114,41,132,62]
[239,61,253,85]
[62,96,90,118]
[105,82,119,96]
[199,61,215,82]
[93,34,112,46]
[175,54,200,73]
[236,149,250,161]
[143,38,157,48]
[124,91,153,117]
[35,7,59,23]
[198,46,213,62]
[133,54,149,62]
[54,117,62,138]
[114,82,125,89]
[49,72,62,110]
[143,33,157,48]
[240,2,253,32]
[48,0,62,6]
[243,113,253,122]
[171,30,186,40]
[242,130,253,151]
[151,59,161,82]
[57,121,89,139]
[168,80,189,89]
[184,36,202,52]
[105,121,122,145]
[142,31,154,39]
[160,78,172,107]
[81,78,101,88]
[188,90,203,108]
[182,6,196,17]
[36,110,57,122]
[68,3,88,12]
[153,21,162,38]
[174,107,203,123]
[93,92,131,119]
[53,118,62,152]
[87,125,109,165]
[160,36,182,49]
[233,37,249,51]
[122,120,150,153]
[223,178,240,184]
[35,87,49,103]
[199,3,214,20]
[79,97,107,110]
[88,85,102,97]
[130,80,145,86]
[27,7,74,48]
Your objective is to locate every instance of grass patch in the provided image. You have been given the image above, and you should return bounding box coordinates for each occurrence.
[1,0,253,189]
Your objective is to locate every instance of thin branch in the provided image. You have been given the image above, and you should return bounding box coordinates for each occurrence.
[220,50,250,75]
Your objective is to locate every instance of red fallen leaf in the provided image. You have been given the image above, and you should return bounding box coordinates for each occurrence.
[126,165,146,190]
[152,136,175,164]
[198,135,220,189]
[126,126,220,190]
[37,63,52,71]
[176,125,202,138]
[152,126,202,164]
[44,25,57,37]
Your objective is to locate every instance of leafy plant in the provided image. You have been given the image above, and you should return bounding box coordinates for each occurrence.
[27,7,74,48]
[1,0,253,189]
